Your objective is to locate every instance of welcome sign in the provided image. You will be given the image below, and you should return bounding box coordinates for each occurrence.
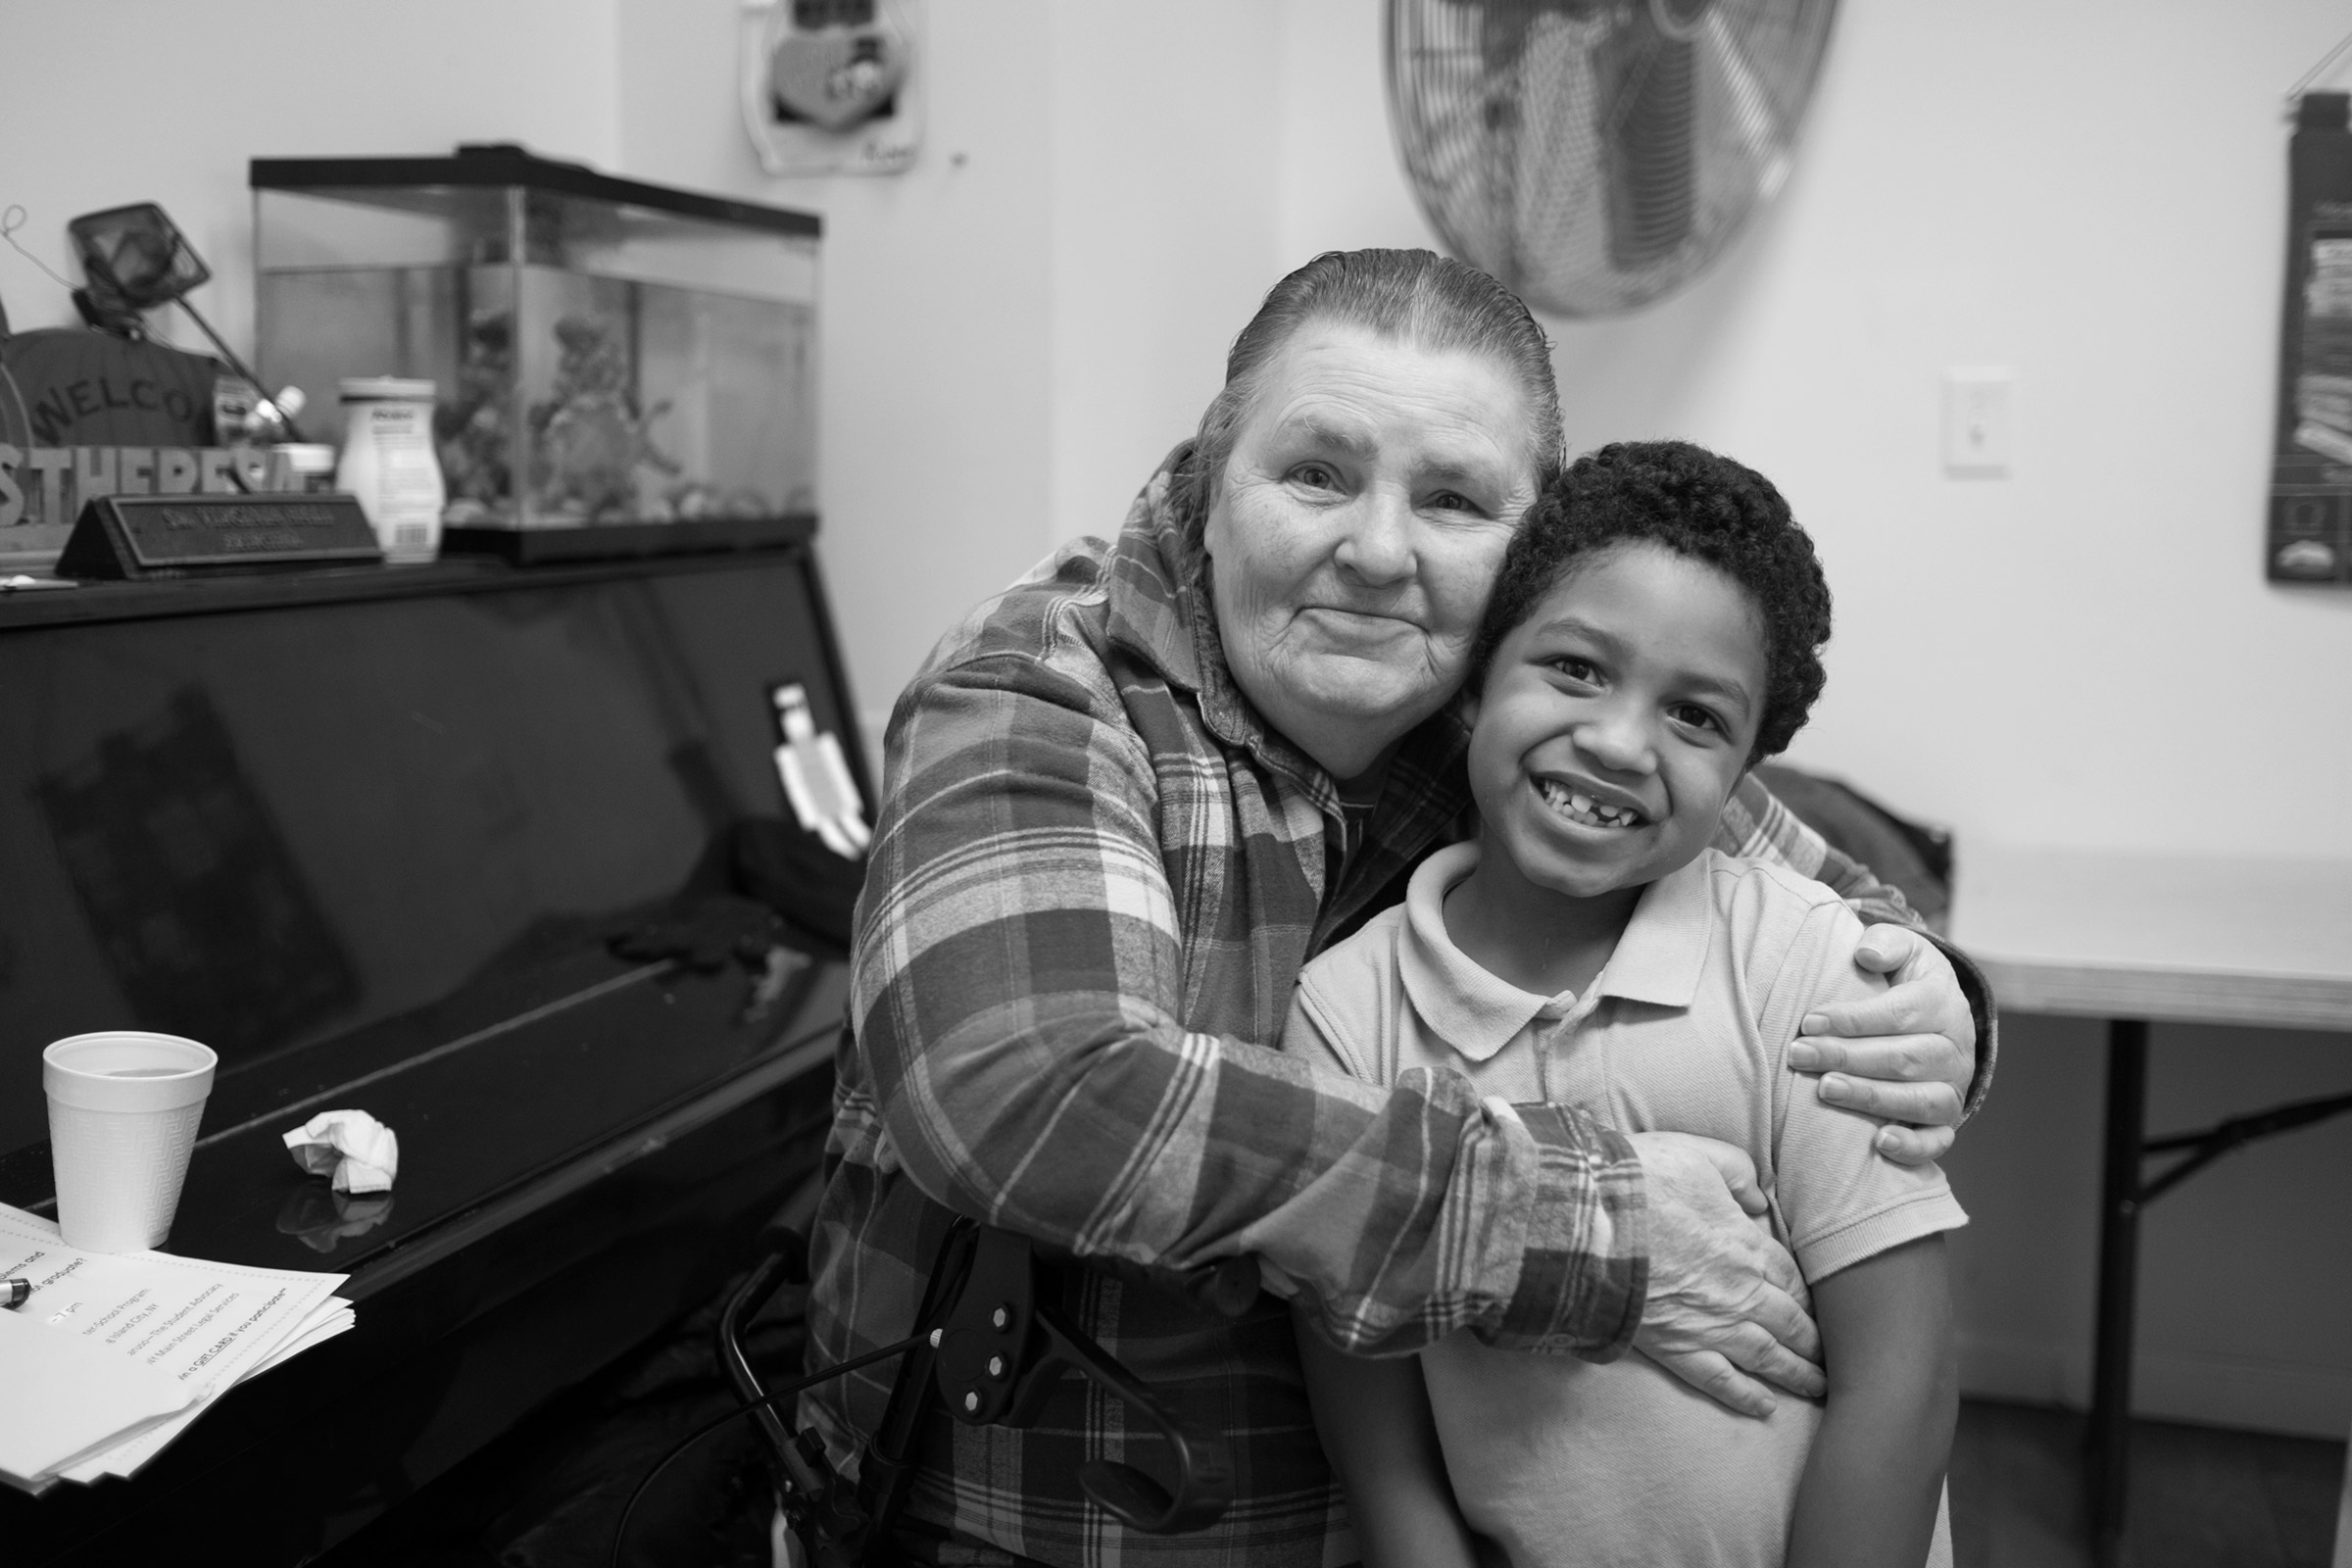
[0,444,322,565]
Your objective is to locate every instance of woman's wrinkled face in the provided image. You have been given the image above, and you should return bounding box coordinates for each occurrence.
[1201,322,1540,781]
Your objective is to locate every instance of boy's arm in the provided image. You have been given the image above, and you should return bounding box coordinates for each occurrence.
[1293,1306,1482,1568]
[1785,1235,1957,1568]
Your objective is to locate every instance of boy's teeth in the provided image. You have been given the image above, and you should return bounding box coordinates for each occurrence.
[1539,779,1640,828]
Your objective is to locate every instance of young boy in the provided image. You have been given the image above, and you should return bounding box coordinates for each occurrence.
[1285,441,1965,1568]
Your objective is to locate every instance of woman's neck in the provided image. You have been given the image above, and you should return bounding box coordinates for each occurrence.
[1443,839,1642,998]
[1336,751,1395,808]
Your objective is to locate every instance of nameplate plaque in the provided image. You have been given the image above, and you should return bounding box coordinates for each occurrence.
[56,493,384,578]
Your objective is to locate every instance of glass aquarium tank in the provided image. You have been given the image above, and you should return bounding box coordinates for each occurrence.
[251,145,818,545]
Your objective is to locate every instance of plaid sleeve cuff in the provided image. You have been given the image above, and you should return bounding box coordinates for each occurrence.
[1478,1102,1647,1361]
[1928,932,1998,1120]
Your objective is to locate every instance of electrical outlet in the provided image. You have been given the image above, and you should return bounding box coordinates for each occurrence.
[1942,368,2014,477]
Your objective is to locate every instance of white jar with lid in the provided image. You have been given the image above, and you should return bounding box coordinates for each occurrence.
[335,377,445,563]
[270,443,339,494]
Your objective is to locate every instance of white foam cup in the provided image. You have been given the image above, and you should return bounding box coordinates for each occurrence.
[43,1032,217,1252]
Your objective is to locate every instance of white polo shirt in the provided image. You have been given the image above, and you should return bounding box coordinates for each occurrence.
[1284,840,1966,1568]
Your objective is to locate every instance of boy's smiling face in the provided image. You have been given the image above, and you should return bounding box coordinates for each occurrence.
[1468,540,1771,904]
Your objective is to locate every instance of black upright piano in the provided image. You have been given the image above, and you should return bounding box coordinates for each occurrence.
[0,534,862,1563]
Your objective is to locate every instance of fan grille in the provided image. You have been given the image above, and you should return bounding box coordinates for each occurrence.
[1387,0,1837,318]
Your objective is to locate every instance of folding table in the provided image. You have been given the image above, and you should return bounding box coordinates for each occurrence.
[1951,845,2352,1568]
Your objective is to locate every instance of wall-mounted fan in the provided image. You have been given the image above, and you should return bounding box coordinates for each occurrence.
[1387,0,1839,318]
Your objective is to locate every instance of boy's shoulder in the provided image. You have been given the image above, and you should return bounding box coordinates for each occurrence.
[1696,846,1856,915]
[1685,847,1872,990]
[1290,900,1413,1082]
[1298,897,1411,997]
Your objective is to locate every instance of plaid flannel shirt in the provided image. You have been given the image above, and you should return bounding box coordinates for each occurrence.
[802,457,1983,1567]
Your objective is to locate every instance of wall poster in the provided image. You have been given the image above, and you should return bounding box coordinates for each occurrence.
[741,0,924,177]
[2270,92,2352,584]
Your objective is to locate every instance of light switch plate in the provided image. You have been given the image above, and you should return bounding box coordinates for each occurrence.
[1942,368,2014,477]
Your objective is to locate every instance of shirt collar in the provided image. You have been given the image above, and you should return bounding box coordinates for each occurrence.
[1103,446,1312,782]
[1594,852,1715,1008]
[1102,447,1210,694]
[1397,843,1717,1063]
[1397,842,1552,1061]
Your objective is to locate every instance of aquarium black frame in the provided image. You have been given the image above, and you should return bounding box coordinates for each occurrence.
[249,143,821,239]
[250,145,821,551]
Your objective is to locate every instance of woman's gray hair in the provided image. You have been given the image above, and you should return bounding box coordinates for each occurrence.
[1168,248,1565,551]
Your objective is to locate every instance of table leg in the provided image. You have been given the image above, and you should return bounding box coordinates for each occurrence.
[2333,1408,2352,1568]
[2088,1018,2149,1567]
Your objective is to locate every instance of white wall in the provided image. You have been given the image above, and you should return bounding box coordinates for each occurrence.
[1272,0,2352,1439]
[1044,7,1287,556]
[615,0,1290,757]
[617,0,1057,762]
[0,0,621,356]
[1275,0,2352,865]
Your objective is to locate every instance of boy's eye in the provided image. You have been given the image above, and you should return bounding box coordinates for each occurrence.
[1670,703,1725,736]
[1547,656,1598,683]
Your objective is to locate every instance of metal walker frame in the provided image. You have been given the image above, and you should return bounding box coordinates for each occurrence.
[717,1219,1254,1566]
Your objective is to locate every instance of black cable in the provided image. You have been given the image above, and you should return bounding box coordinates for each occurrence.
[0,359,32,450]
[609,1331,925,1568]
[175,295,310,445]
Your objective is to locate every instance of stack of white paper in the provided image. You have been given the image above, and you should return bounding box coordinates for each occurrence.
[0,1202,354,1492]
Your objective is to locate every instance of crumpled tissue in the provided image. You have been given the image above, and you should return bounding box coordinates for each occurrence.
[282,1108,399,1194]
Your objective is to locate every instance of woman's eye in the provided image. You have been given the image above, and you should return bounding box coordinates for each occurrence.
[1548,657,1598,683]
[1291,462,1340,490]
[1427,490,1474,513]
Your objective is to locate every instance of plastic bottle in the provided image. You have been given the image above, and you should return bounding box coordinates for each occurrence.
[335,377,445,563]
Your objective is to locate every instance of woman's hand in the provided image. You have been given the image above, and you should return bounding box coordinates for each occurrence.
[1788,926,1974,1165]
[1629,1131,1825,1418]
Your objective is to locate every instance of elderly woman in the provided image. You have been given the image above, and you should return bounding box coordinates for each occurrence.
[804,250,1987,1567]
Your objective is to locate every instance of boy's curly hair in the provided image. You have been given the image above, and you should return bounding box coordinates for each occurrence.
[1472,440,1833,763]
